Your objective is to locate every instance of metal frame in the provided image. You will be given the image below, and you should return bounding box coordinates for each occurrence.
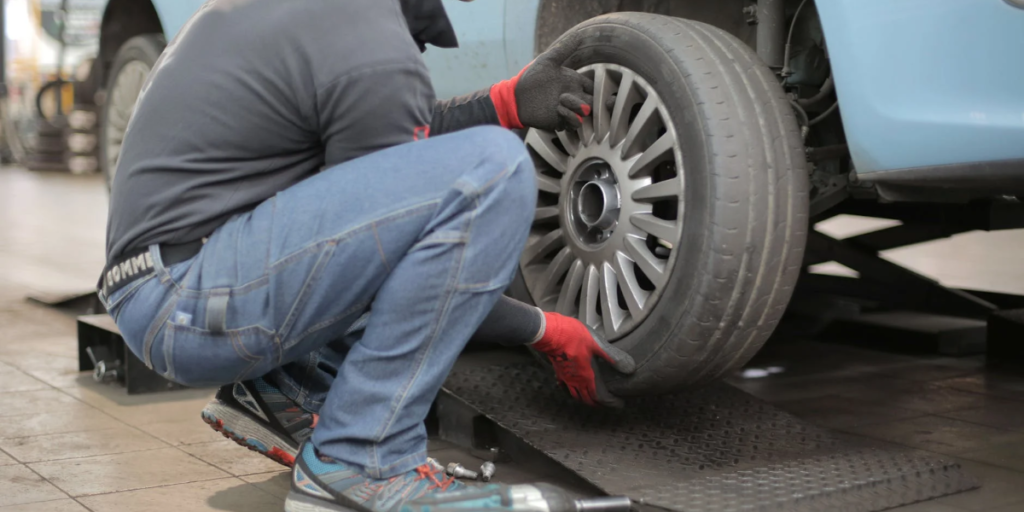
[795,198,1024,326]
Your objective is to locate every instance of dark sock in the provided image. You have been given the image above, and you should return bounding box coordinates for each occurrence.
[470,295,544,346]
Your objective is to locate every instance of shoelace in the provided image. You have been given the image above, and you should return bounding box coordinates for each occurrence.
[415,463,456,491]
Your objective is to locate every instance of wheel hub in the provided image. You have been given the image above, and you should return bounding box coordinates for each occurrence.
[570,161,621,243]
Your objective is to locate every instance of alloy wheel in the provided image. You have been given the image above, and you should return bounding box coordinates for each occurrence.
[521,63,685,340]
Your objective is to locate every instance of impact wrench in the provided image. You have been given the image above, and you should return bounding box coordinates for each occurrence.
[547,496,633,512]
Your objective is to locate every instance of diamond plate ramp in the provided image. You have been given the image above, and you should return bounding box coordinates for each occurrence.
[441,363,977,512]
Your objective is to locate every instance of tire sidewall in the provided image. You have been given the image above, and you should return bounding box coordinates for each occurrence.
[100,34,165,191]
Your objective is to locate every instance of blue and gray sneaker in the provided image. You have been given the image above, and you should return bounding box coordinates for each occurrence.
[287,442,578,512]
[201,378,317,467]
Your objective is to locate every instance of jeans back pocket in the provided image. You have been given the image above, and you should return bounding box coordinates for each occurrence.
[163,323,278,387]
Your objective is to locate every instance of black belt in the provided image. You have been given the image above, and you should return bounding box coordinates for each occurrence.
[98,240,204,301]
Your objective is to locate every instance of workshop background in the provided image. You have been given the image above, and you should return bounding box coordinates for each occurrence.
[3,0,1024,511]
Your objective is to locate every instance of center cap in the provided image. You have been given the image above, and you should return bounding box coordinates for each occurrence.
[578,180,620,230]
[568,161,621,246]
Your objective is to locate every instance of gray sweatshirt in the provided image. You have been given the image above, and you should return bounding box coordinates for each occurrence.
[105,0,503,263]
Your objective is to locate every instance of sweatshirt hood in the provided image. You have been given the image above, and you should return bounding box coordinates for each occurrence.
[399,0,459,51]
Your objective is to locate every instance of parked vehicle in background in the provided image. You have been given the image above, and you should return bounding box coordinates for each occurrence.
[96,0,1024,394]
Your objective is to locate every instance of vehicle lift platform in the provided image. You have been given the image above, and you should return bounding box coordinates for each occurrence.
[437,360,976,512]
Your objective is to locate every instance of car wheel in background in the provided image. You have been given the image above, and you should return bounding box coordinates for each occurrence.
[100,34,165,190]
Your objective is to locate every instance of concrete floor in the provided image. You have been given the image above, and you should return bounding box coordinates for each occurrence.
[2,165,1024,511]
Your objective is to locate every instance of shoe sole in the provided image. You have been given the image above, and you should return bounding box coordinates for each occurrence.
[285,491,357,512]
[201,400,298,468]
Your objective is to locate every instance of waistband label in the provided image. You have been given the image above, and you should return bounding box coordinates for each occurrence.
[101,251,154,297]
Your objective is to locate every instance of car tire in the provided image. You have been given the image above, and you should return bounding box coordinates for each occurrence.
[100,34,165,190]
[515,13,809,394]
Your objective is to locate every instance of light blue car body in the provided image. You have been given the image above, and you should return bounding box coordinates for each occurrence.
[145,0,1024,178]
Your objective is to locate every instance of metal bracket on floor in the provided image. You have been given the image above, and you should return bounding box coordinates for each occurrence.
[26,290,105,316]
[77,314,186,395]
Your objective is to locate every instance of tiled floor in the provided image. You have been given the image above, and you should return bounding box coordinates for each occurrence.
[3,165,1024,511]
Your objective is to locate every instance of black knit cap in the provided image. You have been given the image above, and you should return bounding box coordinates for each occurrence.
[398,0,459,51]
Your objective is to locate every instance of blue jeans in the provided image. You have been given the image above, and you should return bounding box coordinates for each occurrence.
[101,127,535,478]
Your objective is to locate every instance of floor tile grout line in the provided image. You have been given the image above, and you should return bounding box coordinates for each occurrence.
[840,429,1024,478]
[50,386,184,452]
[0,367,61,392]
[243,472,292,501]
[0,496,76,510]
[62,475,241,501]
[0,445,15,462]
[800,412,934,431]
[0,357,96,501]
[72,497,98,512]
[5,347,233,481]
[22,445,172,466]
[21,461,76,502]
[1,359,191,463]
[840,412,1021,437]
[0,424,156,443]
[927,380,1024,403]
[172,441,254,478]
[956,451,1024,476]
[933,411,1024,432]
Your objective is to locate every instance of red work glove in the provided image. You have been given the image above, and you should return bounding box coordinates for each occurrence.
[490,33,594,132]
[531,312,636,407]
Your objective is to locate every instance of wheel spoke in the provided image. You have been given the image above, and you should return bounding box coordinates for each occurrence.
[632,177,683,202]
[580,264,601,329]
[624,235,667,288]
[592,65,612,143]
[521,229,565,266]
[534,247,575,299]
[525,129,569,174]
[556,130,580,157]
[627,132,674,178]
[556,259,586,316]
[613,250,649,319]
[534,206,560,222]
[619,96,657,157]
[608,70,637,146]
[600,263,626,335]
[579,107,596,147]
[630,213,679,242]
[535,173,561,195]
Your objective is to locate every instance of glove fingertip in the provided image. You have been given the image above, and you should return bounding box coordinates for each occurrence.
[591,333,638,375]
[558,106,582,130]
[609,351,637,374]
[598,394,626,409]
[581,76,595,94]
[567,385,581,401]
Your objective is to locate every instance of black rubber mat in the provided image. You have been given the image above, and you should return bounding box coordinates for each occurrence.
[442,363,978,512]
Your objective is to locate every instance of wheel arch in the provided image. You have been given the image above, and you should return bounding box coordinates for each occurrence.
[98,0,165,93]
[534,0,755,54]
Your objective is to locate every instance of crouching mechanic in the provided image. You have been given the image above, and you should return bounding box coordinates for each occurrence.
[99,0,635,510]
